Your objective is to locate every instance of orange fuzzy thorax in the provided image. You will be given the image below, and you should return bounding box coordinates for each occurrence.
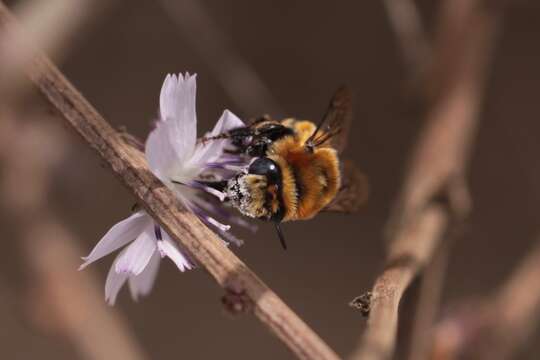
[268,120,341,221]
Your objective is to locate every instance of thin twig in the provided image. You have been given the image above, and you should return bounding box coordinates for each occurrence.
[0,111,147,360]
[382,0,430,75]
[0,7,140,356]
[407,239,450,360]
[350,1,501,359]
[158,0,283,116]
[350,205,448,360]
[0,3,338,359]
[0,0,113,99]
[404,0,504,355]
[24,217,148,360]
[432,238,540,360]
[381,4,445,357]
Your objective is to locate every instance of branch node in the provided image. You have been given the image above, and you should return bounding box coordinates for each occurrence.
[222,279,254,316]
[349,291,372,317]
[434,173,471,222]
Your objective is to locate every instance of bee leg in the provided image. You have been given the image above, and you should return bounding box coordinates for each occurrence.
[199,132,231,144]
[224,148,243,155]
[246,141,271,157]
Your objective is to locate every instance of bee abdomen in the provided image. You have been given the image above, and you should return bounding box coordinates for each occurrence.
[285,149,341,221]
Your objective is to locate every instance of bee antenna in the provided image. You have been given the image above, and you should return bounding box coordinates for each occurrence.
[274,222,287,250]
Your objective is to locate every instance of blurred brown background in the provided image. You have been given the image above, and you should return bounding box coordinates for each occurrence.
[1,0,539,359]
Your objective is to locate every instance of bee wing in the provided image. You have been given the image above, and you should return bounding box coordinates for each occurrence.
[323,160,369,213]
[305,86,352,153]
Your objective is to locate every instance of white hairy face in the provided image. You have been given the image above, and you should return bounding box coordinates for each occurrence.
[226,172,271,220]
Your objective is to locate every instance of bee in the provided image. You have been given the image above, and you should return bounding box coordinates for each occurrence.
[203,87,368,249]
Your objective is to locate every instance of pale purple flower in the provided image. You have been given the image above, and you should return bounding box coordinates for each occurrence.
[80,73,247,305]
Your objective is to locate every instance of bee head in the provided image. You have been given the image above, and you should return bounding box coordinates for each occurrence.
[226,157,284,221]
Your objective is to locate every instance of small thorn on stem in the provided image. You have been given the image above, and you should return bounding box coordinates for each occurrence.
[349,291,372,317]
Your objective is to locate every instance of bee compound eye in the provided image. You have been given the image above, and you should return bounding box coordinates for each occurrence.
[248,158,280,184]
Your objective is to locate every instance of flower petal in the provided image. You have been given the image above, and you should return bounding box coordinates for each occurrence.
[190,110,244,166]
[128,250,161,301]
[204,215,231,232]
[160,73,197,161]
[145,120,178,179]
[192,196,257,233]
[79,211,149,270]
[211,109,244,134]
[218,229,245,247]
[115,225,157,276]
[159,73,180,122]
[105,253,129,305]
[157,232,193,272]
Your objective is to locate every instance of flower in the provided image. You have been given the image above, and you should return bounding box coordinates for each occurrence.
[80,73,248,305]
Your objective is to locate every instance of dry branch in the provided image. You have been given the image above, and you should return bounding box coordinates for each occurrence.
[431,239,540,360]
[0,110,147,360]
[0,3,338,360]
[24,217,148,360]
[350,1,502,359]
[0,0,113,100]
[351,205,448,358]
[158,0,283,116]
[407,238,450,360]
[382,0,430,76]
[0,4,141,356]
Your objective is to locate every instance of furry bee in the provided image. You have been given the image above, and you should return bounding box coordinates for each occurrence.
[204,87,368,249]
